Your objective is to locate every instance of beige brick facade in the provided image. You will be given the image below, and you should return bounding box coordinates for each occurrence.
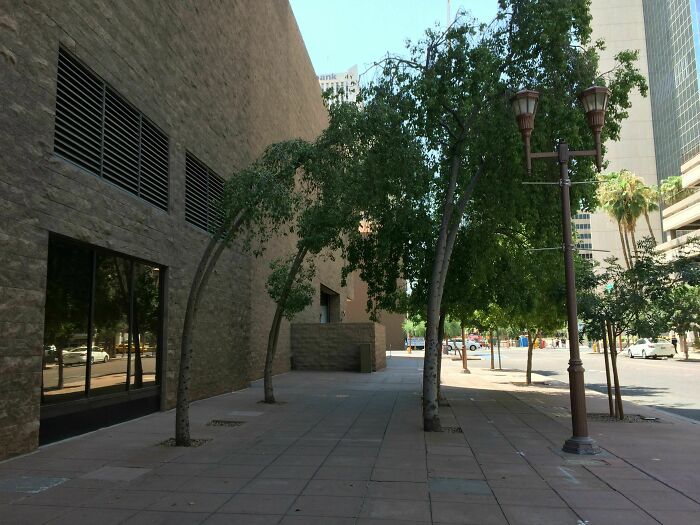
[0,0,347,459]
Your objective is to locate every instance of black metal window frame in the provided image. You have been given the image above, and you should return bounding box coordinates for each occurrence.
[54,46,170,211]
[185,152,225,233]
[41,234,166,411]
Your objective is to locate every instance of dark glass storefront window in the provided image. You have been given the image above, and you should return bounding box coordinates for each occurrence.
[42,236,162,405]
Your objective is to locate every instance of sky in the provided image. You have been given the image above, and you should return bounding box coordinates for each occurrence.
[289,0,499,77]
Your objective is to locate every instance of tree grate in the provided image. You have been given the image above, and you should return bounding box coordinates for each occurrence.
[588,413,663,423]
[207,419,245,427]
[443,426,463,433]
[158,438,211,447]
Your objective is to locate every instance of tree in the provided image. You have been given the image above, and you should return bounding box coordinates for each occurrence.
[667,285,700,360]
[262,101,365,404]
[175,140,312,446]
[660,175,692,206]
[343,1,646,431]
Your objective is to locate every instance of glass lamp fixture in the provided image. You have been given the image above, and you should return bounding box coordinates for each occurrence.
[511,89,540,174]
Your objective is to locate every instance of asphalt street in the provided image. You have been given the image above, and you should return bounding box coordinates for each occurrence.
[465,346,700,422]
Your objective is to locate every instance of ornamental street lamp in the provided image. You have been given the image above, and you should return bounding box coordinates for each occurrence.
[512,85,610,455]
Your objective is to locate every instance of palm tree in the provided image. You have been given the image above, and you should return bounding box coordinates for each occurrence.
[597,170,657,266]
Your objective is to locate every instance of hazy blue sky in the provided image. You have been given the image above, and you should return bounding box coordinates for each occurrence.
[290,0,499,76]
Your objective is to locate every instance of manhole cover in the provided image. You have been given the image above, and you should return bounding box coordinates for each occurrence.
[207,419,245,427]
[443,426,463,433]
[158,438,211,447]
[0,476,67,493]
[429,478,491,495]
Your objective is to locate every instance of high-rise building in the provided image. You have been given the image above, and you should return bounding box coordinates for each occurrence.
[590,0,700,263]
[318,65,359,103]
[589,0,662,265]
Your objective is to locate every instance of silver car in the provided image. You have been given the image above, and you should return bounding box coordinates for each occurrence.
[627,338,675,359]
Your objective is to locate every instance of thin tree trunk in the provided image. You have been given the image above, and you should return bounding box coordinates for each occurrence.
[644,211,656,244]
[526,329,534,386]
[607,321,624,419]
[133,313,143,388]
[460,324,468,373]
[437,311,446,405]
[618,221,631,269]
[630,228,638,260]
[624,228,633,267]
[489,329,495,370]
[57,347,64,389]
[176,213,245,446]
[600,322,614,417]
[263,247,308,404]
[423,161,483,432]
[682,333,689,360]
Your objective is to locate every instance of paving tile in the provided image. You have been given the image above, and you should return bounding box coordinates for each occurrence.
[288,495,364,517]
[575,508,659,525]
[647,509,700,525]
[122,510,210,524]
[199,464,266,478]
[221,454,278,466]
[204,514,282,524]
[280,516,354,525]
[556,488,637,510]
[148,491,231,513]
[80,466,151,481]
[271,455,325,467]
[372,468,427,482]
[258,465,317,480]
[82,490,169,510]
[360,497,431,521]
[184,476,250,493]
[314,466,373,481]
[358,520,430,525]
[302,479,368,497]
[127,474,191,492]
[431,501,508,524]
[624,489,700,511]
[219,493,296,515]
[44,507,135,524]
[240,478,308,495]
[501,504,581,525]
[491,488,567,508]
[324,455,377,467]
[15,487,103,507]
[366,481,428,500]
[0,504,70,525]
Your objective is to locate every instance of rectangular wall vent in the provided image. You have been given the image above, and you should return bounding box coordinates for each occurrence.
[185,153,224,233]
[54,47,169,211]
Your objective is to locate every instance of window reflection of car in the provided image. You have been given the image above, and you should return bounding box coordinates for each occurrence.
[62,346,110,365]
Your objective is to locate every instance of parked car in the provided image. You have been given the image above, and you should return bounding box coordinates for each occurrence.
[62,346,110,365]
[447,338,482,352]
[627,338,675,359]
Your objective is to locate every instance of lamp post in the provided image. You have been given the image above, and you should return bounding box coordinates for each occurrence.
[512,86,610,455]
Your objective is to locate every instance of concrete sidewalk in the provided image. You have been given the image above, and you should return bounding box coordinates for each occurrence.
[1,355,699,524]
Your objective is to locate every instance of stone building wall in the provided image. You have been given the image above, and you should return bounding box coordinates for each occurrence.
[0,0,343,459]
[291,323,387,372]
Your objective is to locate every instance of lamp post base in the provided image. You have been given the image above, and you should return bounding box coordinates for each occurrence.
[562,436,600,455]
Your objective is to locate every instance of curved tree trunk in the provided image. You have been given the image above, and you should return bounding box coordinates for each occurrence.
[630,228,638,260]
[644,211,656,244]
[436,311,446,405]
[263,247,308,404]
[176,213,245,446]
[618,221,631,269]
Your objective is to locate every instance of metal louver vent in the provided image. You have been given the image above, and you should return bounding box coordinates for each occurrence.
[54,47,169,211]
[185,153,225,233]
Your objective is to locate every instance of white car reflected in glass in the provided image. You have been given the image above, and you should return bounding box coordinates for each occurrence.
[627,338,675,359]
[62,346,110,365]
